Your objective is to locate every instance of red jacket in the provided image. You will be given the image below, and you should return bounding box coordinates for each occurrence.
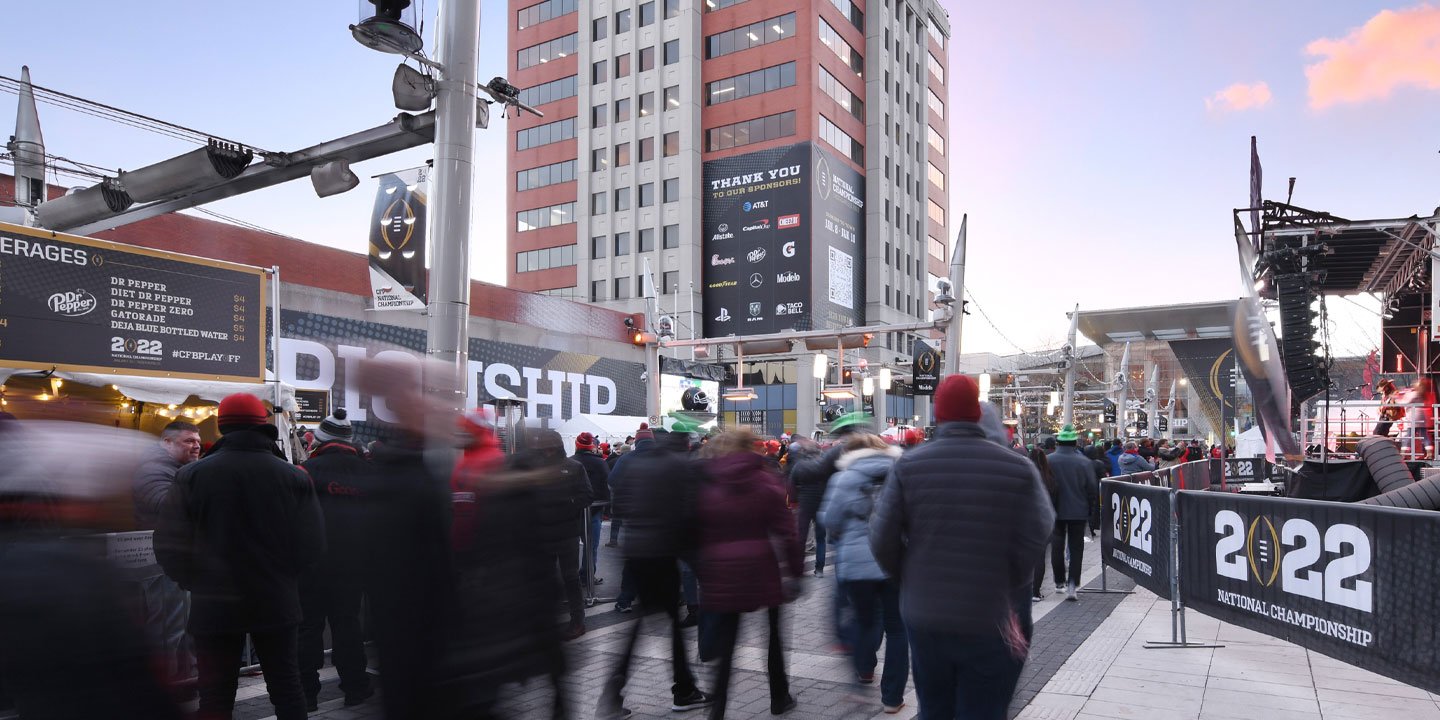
[697,452,803,613]
[451,419,504,553]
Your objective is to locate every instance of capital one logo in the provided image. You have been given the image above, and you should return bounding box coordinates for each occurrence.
[711,254,735,266]
[782,241,796,258]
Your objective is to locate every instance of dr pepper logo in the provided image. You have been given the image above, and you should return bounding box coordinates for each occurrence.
[48,289,98,317]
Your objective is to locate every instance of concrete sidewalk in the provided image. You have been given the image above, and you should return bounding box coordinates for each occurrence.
[1016,588,1440,720]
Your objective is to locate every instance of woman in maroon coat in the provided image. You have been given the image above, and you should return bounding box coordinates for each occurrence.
[698,429,804,718]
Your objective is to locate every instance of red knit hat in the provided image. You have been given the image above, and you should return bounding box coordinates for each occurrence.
[218,393,269,431]
[934,375,981,423]
[576,431,597,450]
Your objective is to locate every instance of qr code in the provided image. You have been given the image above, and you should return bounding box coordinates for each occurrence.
[828,247,853,309]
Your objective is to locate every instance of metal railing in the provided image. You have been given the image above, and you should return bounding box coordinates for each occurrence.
[1299,401,1437,461]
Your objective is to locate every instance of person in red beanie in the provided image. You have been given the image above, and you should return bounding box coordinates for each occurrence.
[155,393,324,720]
[573,431,612,592]
[870,375,1054,720]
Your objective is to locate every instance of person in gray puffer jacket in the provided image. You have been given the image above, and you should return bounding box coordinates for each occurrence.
[870,375,1054,719]
[820,435,908,712]
[1117,441,1156,475]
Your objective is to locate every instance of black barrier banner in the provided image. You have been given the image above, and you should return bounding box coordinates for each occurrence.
[0,222,266,382]
[1101,479,1173,599]
[912,338,939,395]
[1178,491,1440,694]
[1223,457,1268,483]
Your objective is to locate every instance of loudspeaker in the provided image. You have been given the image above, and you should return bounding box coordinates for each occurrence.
[1275,273,1326,405]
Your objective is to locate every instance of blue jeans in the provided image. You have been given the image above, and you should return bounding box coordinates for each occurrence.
[796,498,826,572]
[844,579,907,707]
[584,510,603,582]
[137,573,194,682]
[906,628,1022,720]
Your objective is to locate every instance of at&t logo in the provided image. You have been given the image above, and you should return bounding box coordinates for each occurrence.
[743,200,770,212]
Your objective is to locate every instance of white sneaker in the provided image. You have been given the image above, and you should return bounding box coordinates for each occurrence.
[1065,582,1078,601]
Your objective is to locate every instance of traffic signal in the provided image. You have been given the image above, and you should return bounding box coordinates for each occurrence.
[843,368,853,382]
[631,331,657,345]
[862,333,873,347]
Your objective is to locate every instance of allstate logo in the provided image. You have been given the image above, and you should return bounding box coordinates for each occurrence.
[48,289,97,317]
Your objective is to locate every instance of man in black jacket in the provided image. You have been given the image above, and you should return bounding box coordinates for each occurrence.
[155,394,324,720]
[598,429,710,719]
[1047,425,1101,601]
[870,376,1054,720]
[789,414,870,577]
[573,431,611,587]
[521,429,592,639]
[297,408,373,710]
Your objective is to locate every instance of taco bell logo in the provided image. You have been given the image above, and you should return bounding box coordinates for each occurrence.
[48,289,97,317]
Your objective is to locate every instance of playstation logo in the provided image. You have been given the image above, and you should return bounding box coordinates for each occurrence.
[715,307,732,322]
[749,273,764,288]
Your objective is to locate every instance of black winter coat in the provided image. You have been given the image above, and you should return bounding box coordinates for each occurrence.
[789,444,840,506]
[301,441,373,579]
[573,449,612,506]
[155,428,325,633]
[1047,446,1100,522]
[609,432,698,558]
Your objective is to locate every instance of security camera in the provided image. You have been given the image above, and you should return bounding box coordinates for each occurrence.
[624,317,636,329]
[936,279,952,295]
[640,370,649,381]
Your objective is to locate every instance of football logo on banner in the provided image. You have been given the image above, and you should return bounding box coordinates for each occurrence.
[368,167,428,311]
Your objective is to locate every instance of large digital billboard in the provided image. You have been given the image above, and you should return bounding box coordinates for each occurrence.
[701,142,865,337]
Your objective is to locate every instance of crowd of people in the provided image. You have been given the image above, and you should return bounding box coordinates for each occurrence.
[0,360,1240,720]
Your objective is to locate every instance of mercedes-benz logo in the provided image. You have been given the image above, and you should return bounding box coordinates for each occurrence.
[749,273,763,288]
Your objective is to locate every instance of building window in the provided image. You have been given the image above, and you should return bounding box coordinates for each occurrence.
[640,1,655,26]
[927,125,945,154]
[515,159,577,191]
[928,51,944,83]
[638,182,655,207]
[517,0,578,31]
[591,103,607,128]
[615,98,631,122]
[818,114,864,165]
[664,85,680,110]
[591,280,607,302]
[927,199,945,226]
[614,187,631,211]
[639,228,656,252]
[591,191,606,214]
[639,136,655,161]
[591,148,608,171]
[818,19,863,75]
[639,92,655,117]
[663,131,679,156]
[538,286,579,298]
[927,162,944,190]
[705,110,796,151]
[614,278,632,300]
[615,8,632,33]
[927,88,945,118]
[615,53,631,78]
[517,33,578,70]
[515,201,577,232]
[614,231,631,255]
[663,177,679,203]
[818,65,863,120]
[592,17,608,40]
[706,61,796,105]
[591,235,607,259]
[664,39,680,65]
[514,244,577,272]
[663,223,679,248]
[703,0,748,11]
[665,0,679,18]
[705,13,796,59]
[515,117,576,151]
[927,17,946,48]
[519,75,578,107]
[827,0,863,29]
[591,59,607,83]
[615,142,631,166]
[662,270,679,294]
[639,46,655,72]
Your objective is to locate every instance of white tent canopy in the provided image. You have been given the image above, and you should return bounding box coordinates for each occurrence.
[0,367,297,410]
[555,413,649,449]
[1235,425,1266,459]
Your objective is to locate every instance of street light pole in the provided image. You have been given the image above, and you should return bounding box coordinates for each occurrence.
[942,214,967,376]
[424,0,481,443]
[1061,304,1079,425]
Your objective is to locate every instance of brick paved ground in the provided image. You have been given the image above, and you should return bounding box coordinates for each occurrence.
[231,521,1123,720]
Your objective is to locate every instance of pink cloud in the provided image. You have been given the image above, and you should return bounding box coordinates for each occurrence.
[1305,4,1440,109]
[1205,82,1273,112]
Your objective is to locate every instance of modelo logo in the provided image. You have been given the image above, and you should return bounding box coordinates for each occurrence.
[742,219,771,232]
[1213,510,1373,612]
[776,271,800,283]
[1109,492,1154,554]
[711,254,735,266]
[778,214,801,229]
[782,241,796,258]
[747,247,766,263]
[743,200,770,212]
[48,289,97,317]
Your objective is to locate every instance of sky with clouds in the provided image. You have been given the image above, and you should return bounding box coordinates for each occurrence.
[5,1,1438,358]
